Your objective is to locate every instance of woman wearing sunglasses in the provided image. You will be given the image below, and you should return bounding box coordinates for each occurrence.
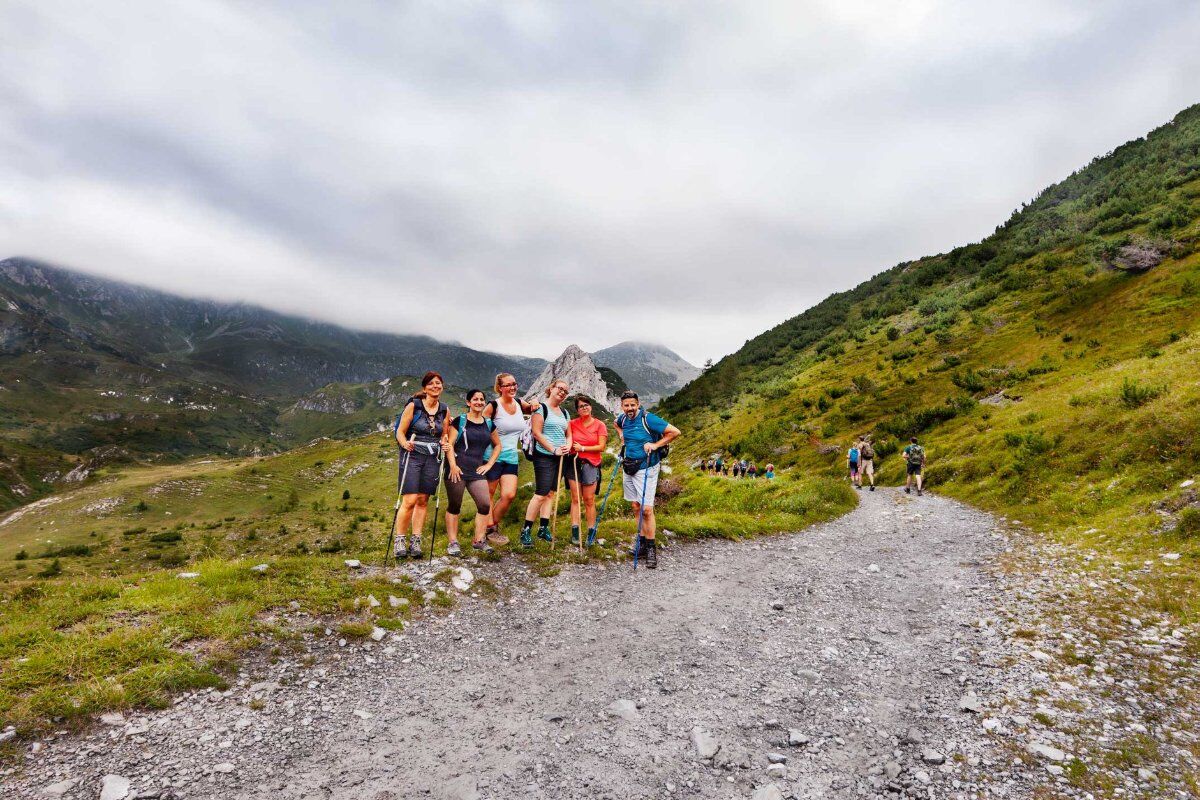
[519,379,572,547]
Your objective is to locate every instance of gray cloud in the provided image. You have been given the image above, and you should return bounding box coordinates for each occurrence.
[1,0,1198,366]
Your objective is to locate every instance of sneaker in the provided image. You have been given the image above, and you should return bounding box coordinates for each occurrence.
[447,541,462,557]
[643,539,658,570]
[392,537,407,561]
[471,540,494,553]
[486,530,509,547]
[570,526,581,545]
[586,526,598,547]
[537,526,553,543]
[408,537,423,559]
[520,526,533,548]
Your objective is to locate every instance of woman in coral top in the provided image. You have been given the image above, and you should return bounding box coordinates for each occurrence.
[565,396,608,547]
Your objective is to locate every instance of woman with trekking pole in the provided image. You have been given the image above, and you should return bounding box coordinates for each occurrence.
[391,372,449,560]
[443,390,503,555]
[519,379,572,548]
[482,373,533,546]
[565,396,608,548]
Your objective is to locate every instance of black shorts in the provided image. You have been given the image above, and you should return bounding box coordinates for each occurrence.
[532,451,564,496]
[563,457,601,487]
[399,446,442,495]
[906,462,923,476]
[485,461,519,481]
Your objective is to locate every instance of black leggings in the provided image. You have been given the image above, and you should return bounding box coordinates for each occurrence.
[445,478,492,516]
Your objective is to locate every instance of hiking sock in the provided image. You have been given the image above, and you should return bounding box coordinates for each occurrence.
[537,518,552,542]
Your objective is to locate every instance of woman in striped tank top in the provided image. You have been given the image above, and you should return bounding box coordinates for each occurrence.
[482,372,535,546]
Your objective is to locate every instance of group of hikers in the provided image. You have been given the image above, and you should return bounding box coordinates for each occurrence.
[388,371,680,569]
[697,456,775,480]
[845,435,927,495]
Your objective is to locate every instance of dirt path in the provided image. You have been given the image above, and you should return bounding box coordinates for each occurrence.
[5,489,1039,799]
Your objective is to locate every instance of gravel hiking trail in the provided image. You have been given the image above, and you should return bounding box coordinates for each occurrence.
[6,489,1033,800]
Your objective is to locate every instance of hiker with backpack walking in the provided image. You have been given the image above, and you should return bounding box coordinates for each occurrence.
[764,464,776,479]
[847,442,861,488]
[482,373,534,546]
[615,390,680,570]
[442,390,503,555]
[857,436,876,491]
[518,379,573,548]
[392,372,449,560]
[903,437,926,496]
[565,396,609,547]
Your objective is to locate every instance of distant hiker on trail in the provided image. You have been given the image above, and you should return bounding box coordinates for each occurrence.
[764,464,776,479]
[857,436,876,492]
[847,442,861,489]
[483,373,533,546]
[748,462,758,479]
[519,379,572,548]
[714,454,724,475]
[392,372,448,560]
[443,390,503,555]
[903,437,926,496]
[615,390,680,570]
[566,396,608,547]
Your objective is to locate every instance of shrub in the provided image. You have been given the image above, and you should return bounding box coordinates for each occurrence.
[14,548,28,561]
[886,327,900,341]
[149,531,183,543]
[1177,508,1200,539]
[1119,378,1163,409]
[342,489,351,500]
[38,558,63,578]
[952,370,987,393]
[160,550,188,567]
[38,544,92,558]
[133,499,149,512]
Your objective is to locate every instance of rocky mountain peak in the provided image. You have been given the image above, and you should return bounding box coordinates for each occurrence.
[523,344,623,413]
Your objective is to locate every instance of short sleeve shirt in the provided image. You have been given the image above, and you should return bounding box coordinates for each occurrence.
[619,410,668,464]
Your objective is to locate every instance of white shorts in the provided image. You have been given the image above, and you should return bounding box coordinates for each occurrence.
[861,459,874,477]
[622,463,660,507]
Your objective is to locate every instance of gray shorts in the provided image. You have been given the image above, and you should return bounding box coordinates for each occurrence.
[564,457,601,487]
[622,463,660,507]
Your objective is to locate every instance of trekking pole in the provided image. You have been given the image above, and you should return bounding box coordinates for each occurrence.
[573,457,583,555]
[594,457,620,542]
[633,457,650,571]
[428,446,447,564]
[383,438,414,568]
[550,454,565,552]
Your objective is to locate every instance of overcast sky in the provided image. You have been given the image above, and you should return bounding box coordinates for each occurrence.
[2,1,1198,365]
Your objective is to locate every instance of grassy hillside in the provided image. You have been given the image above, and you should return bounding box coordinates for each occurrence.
[663,104,1200,612]
[0,425,853,737]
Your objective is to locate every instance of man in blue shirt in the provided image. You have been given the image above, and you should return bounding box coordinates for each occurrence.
[615,390,680,569]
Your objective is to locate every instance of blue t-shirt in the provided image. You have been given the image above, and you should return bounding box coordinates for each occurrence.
[619,410,668,465]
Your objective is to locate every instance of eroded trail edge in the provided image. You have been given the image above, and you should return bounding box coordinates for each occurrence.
[9,491,1047,799]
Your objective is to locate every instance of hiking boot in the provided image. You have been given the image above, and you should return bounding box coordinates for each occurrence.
[643,539,658,569]
[407,537,423,559]
[485,525,508,547]
[392,537,407,562]
[446,540,462,557]
[917,489,923,497]
[570,526,581,545]
[586,526,598,547]
[905,487,911,494]
[869,485,875,492]
[520,526,533,548]
[537,525,553,543]
[471,540,494,553]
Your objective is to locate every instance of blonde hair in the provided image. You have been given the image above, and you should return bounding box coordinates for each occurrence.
[494,373,516,394]
[545,379,569,397]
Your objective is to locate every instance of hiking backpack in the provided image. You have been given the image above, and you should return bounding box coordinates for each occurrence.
[906,444,925,464]
[618,410,670,463]
[861,442,875,460]
[519,402,569,458]
[395,397,447,440]
[455,414,494,456]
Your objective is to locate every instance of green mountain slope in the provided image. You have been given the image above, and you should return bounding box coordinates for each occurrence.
[663,103,1200,584]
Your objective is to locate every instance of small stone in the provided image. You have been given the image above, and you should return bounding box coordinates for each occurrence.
[884,761,901,779]
[958,694,982,713]
[42,779,77,797]
[422,590,437,603]
[1181,479,1195,488]
[1046,764,1064,776]
[787,729,810,747]
[691,727,720,759]
[766,763,786,779]
[177,572,200,579]
[100,712,125,727]
[99,775,131,800]
[901,728,923,744]
[388,595,408,608]
[867,563,881,573]
[213,762,236,774]
[766,752,788,764]
[344,559,362,569]
[353,710,373,720]
[921,749,946,765]
[370,626,387,642]
[1027,742,1067,762]
[367,594,382,608]
[771,601,785,611]
[606,699,639,722]
[451,567,474,592]
[1137,768,1156,781]
[914,769,931,785]
[750,783,784,800]
[250,563,269,573]
[1161,553,1181,561]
